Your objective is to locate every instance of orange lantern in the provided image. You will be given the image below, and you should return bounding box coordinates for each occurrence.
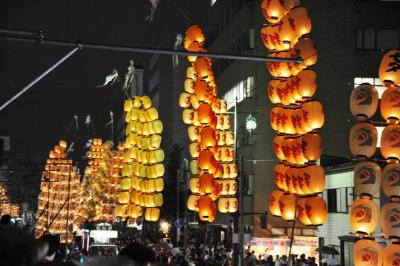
[296,197,312,225]
[267,51,292,78]
[289,38,318,74]
[381,125,400,160]
[380,87,400,124]
[300,101,324,132]
[277,107,290,133]
[279,193,296,221]
[353,239,383,266]
[379,50,400,86]
[349,122,378,158]
[260,0,286,23]
[199,173,216,195]
[194,80,212,103]
[382,163,400,197]
[282,109,296,134]
[198,150,217,174]
[194,57,212,80]
[302,165,325,195]
[261,24,281,51]
[200,127,217,151]
[383,244,400,266]
[270,107,281,132]
[275,164,288,191]
[305,196,327,225]
[198,103,215,125]
[270,190,285,216]
[144,208,160,222]
[354,161,381,197]
[184,25,205,49]
[350,198,379,234]
[381,201,400,238]
[350,84,379,120]
[268,79,282,104]
[273,135,286,161]
[187,195,200,212]
[198,196,216,222]
[292,137,307,165]
[293,70,317,101]
[288,7,311,39]
[301,133,322,162]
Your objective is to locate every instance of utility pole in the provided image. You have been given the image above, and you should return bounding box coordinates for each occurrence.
[183,158,189,248]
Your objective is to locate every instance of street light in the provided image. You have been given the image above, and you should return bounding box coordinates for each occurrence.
[159,220,171,235]
[245,113,257,135]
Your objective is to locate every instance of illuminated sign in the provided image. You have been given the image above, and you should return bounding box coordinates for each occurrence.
[89,230,118,238]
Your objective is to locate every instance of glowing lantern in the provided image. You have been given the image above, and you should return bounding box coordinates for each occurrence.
[297,197,312,225]
[354,161,381,197]
[382,163,400,197]
[186,67,196,80]
[381,125,400,160]
[118,192,130,204]
[198,150,217,173]
[184,79,194,94]
[290,38,318,74]
[198,196,216,222]
[275,164,288,191]
[114,204,127,217]
[184,25,205,49]
[179,92,192,108]
[145,208,160,222]
[379,50,400,86]
[301,133,322,162]
[279,193,296,221]
[188,126,202,142]
[198,104,215,125]
[380,87,400,124]
[270,106,281,132]
[189,142,200,158]
[350,198,379,234]
[199,173,216,195]
[381,201,400,238]
[260,0,298,24]
[350,84,379,120]
[267,51,292,78]
[353,239,382,266]
[305,196,327,225]
[293,70,317,101]
[302,165,325,195]
[187,195,200,211]
[300,101,324,132]
[218,197,238,213]
[349,122,378,158]
[268,79,282,104]
[190,160,200,175]
[383,244,400,266]
[194,57,212,80]
[273,136,286,161]
[182,109,198,125]
[288,7,312,39]
[269,190,284,216]
[260,24,283,51]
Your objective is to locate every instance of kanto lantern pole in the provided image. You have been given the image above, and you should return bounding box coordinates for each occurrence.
[0,46,79,111]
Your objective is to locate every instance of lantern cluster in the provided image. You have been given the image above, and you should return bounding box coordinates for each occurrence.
[79,139,118,223]
[35,140,80,243]
[181,25,238,222]
[261,0,327,226]
[115,96,164,222]
[0,185,20,218]
[349,51,400,264]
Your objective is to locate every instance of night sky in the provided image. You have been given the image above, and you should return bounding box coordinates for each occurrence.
[0,0,209,167]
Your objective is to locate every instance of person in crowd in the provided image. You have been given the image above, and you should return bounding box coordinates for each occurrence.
[280,255,288,266]
[248,250,257,266]
[266,255,274,266]
[296,254,307,266]
[308,257,317,266]
[119,241,156,265]
[0,214,12,226]
[38,234,60,262]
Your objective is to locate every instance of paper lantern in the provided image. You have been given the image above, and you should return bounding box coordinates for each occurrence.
[218,197,238,213]
[194,57,212,80]
[350,84,379,120]
[190,160,200,175]
[302,165,325,195]
[261,24,283,51]
[188,126,202,142]
[270,107,281,132]
[184,25,205,49]
[294,70,317,101]
[354,161,381,197]
[383,244,400,266]
[118,192,130,204]
[273,136,286,161]
[297,197,312,225]
[305,196,327,225]
[302,133,322,162]
[199,173,216,195]
[349,122,378,158]
[268,79,282,104]
[269,190,284,216]
[179,92,192,108]
[187,195,200,211]
[381,201,400,238]
[353,239,383,266]
[267,51,293,78]
[189,142,200,158]
[144,208,160,222]
[198,196,216,222]
[279,193,296,221]
[300,101,324,132]
[382,163,400,197]
[200,127,217,150]
[182,109,198,125]
[381,125,400,160]
[380,87,400,124]
[198,103,215,125]
[260,0,298,24]
[287,7,312,39]
[379,50,400,86]
[198,150,217,173]
[350,198,379,234]
[275,164,288,191]
[184,79,194,94]
[292,137,308,165]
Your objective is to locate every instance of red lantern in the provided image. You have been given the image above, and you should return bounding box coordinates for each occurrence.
[279,193,296,221]
[199,173,217,195]
[379,50,400,86]
[269,190,284,216]
[198,196,216,222]
[194,80,212,103]
[380,87,400,124]
[383,244,400,266]
[273,135,286,161]
[200,127,217,151]
[297,197,312,225]
[198,150,217,174]
[349,122,378,158]
[381,201,400,238]
[382,163,400,197]
[305,196,327,225]
[184,25,205,50]
[381,125,400,160]
[350,198,379,234]
[194,57,212,80]
[354,161,381,197]
[350,84,379,120]
[198,103,215,125]
[353,239,383,266]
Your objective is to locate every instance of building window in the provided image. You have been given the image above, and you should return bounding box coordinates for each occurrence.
[223,77,255,110]
[323,187,353,214]
[356,28,400,50]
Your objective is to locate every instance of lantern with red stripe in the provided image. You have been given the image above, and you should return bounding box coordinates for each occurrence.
[353,239,382,266]
[354,161,381,197]
[380,87,400,124]
[382,244,400,266]
[350,84,379,121]
[350,198,379,234]
[349,122,378,158]
[381,201,400,238]
[381,125,400,160]
[297,197,312,225]
[382,163,400,198]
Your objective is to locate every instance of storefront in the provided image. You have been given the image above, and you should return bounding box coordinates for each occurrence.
[247,236,319,262]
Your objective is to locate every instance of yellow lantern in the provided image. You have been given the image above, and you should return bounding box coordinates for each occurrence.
[354,161,381,197]
[381,125,400,160]
[145,207,160,222]
[279,193,296,221]
[120,178,132,190]
[189,142,200,158]
[305,196,327,226]
[382,244,400,266]
[353,239,383,266]
[381,201,400,238]
[382,163,400,197]
[187,195,200,211]
[379,50,400,86]
[350,198,379,234]
[189,177,200,194]
[190,160,200,175]
[380,87,400,124]
[269,190,284,216]
[218,197,238,213]
[349,122,378,158]
[188,126,202,142]
[350,84,379,120]
[118,192,130,204]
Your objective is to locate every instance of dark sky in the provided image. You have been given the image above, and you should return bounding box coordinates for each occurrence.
[0,0,209,166]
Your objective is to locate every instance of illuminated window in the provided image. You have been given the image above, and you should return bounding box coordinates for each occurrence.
[223,77,255,110]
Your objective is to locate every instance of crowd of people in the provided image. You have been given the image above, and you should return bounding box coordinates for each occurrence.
[245,251,318,266]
